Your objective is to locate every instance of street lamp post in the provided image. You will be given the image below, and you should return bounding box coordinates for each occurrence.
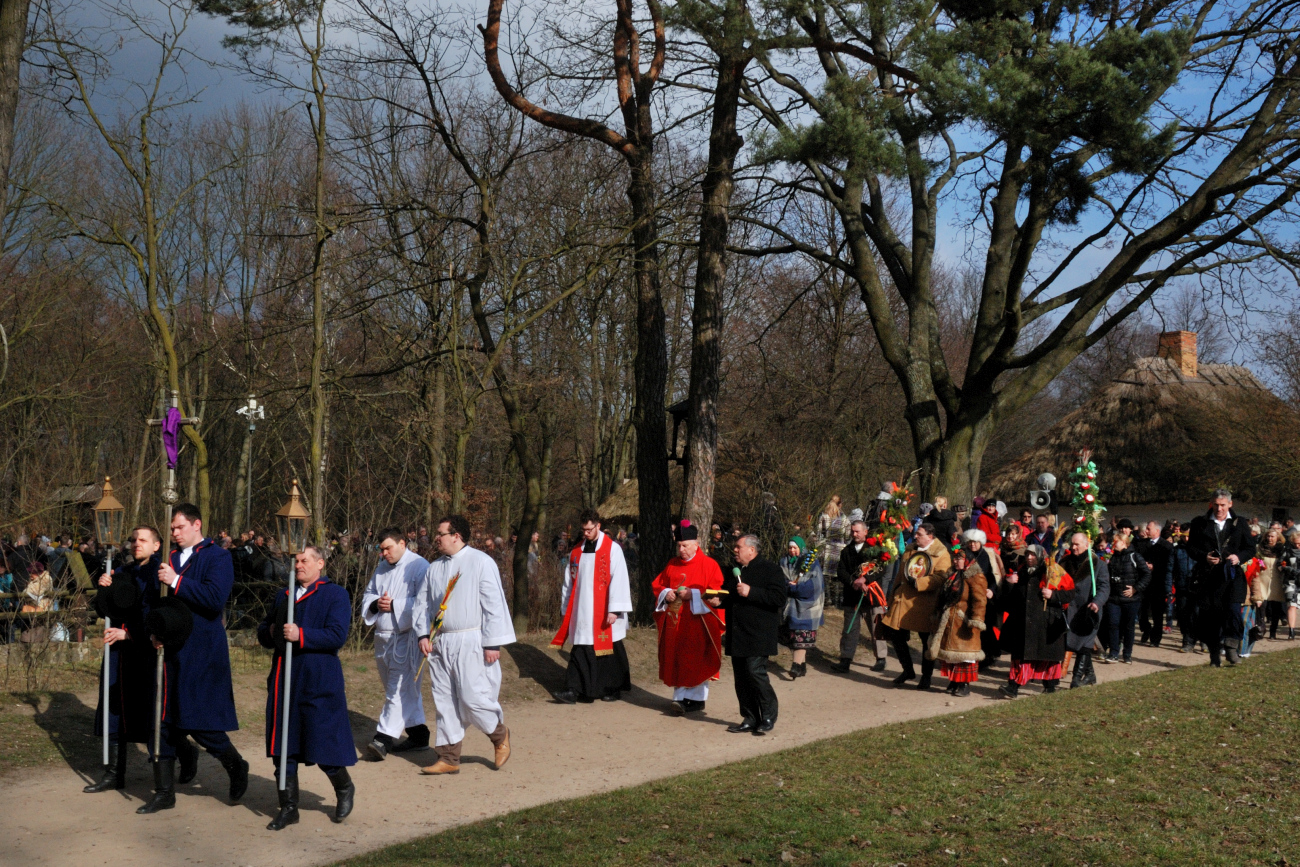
[235,395,265,534]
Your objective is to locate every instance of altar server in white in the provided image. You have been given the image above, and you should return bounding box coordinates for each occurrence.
[415,514,515,776]
[550,509,633,703]
[360,528,430,760]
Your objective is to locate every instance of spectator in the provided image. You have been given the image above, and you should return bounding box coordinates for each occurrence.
[1279,528,1300,641]
[779,537,824,679]
[1185,489,1255,667]
[1254,525,1287,641]
[816,497,850,607]
[1101,535,1149,664]
[928,496,958,548]
[1062,532,1110,688]
[1135,521,1173,646]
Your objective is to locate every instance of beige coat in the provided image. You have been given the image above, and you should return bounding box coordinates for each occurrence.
[928,563,989,664]
[881,539,951,633]
[1254,554,1285,604]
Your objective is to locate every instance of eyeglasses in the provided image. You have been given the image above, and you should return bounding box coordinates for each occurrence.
[435,531,455,539]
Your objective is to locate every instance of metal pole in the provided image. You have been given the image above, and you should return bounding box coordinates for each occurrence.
[153,580,166,761]
[101,548,113,767]
[278,570,295,790]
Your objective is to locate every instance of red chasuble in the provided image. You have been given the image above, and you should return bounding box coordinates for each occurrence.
[651,552,725,687]
[551,535,615,655]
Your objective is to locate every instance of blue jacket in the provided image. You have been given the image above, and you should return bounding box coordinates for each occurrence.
[163,540,239,732]
[781,557,825,631]
[94,556,160,743]
[258,578,356,768]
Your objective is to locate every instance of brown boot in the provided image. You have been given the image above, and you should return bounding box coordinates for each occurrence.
[420,742,461,775]
[489,724,511,770]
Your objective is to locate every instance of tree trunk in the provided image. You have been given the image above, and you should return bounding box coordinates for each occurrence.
[0,0,29,229]
[230,423,253,536]
[536,409,555,537]
[684,21,748,532]
[627,150,671,626]
[425,361,447,527]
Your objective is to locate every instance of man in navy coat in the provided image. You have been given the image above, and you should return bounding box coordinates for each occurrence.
[137,503,249,814]
[86,526,163,794]
[257,545,357,830]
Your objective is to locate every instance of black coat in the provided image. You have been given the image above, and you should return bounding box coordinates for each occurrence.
[1185,511,1254,608]
[1107,548,1151,599]
[998,563,1068,663]
[1134,538,1172,597]
[836,541,877,611]
[721,557,786,658]
[1061,550,1110,651]
[929,510,959,547]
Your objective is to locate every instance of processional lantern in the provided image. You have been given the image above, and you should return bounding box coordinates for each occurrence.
[93,477,126,547]
[275,479,311,555]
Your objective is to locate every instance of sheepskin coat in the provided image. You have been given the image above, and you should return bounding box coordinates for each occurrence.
[927,563,988,664]
[881,538,950,633]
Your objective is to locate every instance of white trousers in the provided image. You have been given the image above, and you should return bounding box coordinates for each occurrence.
[428,630,504,746]
[672,682,709,701]
[374,631,426,738]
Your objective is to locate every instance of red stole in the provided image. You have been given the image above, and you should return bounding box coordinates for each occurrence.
[551,535,614,655]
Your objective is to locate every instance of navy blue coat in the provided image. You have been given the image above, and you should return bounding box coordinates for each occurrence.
[94,556,160,744]
[163,540,239,732]
[257,578,356,768]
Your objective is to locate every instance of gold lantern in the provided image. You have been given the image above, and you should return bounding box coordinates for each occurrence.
[275,479,311,556]
[93,476,126,547]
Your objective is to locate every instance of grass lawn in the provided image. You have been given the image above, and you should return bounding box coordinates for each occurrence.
[340,648,1300,867]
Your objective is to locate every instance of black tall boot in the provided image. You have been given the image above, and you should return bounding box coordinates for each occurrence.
[1070,652,1087,689]
[266,772,300,831]
[1083,651,1097,686]
[328,768,355,823]
[84,743,127,793]
[219,747,250,802]
[136,758,176,814]
[177,738,200,784]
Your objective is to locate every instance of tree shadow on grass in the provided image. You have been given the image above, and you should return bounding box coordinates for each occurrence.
[21,691,99,781]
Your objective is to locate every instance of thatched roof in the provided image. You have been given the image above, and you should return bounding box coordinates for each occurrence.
[984,356,1299,506]
[47,483,102,505]
[597,466,685,523]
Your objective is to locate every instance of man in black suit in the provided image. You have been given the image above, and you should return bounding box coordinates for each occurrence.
[720,535,786,735]
[1185,489,1256,667]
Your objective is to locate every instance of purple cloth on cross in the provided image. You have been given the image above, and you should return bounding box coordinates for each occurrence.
[162,407,182,469]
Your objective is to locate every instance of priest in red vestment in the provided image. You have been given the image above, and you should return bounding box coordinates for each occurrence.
[651,520,725,714]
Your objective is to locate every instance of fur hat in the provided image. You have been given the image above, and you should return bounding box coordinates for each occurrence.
[962,529,987,545]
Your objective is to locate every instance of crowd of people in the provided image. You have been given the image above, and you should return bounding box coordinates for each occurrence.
[5,484,1295,830]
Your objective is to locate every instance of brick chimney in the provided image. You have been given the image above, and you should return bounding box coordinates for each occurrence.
[1157,330,1198,379]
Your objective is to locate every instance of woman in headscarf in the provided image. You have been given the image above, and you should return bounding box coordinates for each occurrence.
[929,547,988,697]
[997,544,1069,697]
[780,536,824,679]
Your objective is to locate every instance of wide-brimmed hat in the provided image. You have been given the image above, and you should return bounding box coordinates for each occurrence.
[145,596,193,650]
[95,572,140,621]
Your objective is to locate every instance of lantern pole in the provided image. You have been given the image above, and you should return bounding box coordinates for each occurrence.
[274,480,309,791]
[93,477,125,769]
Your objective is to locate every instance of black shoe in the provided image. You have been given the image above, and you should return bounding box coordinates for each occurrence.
[726,720,757,733]
[1043,680,1059,694]
[330,769,355,823]
[998,682,1019,699]
[952,682,971,697]
[266,774,300,831]
[829,659,852,673]
[870,659,887,673]
[220,749,249,802]
[1083,655,1098,686]
[790,662,807,678]
[892,671,916,687]
[177,739,199,785]
[390,724,430,753]
[366,738,388,761]
[916,675,933,690]
[553,690,578,705]
[755,718,775,735]
[84,744,126,793]
[600,691,621,702]
[136,758,176,814]
[680,699,706,714]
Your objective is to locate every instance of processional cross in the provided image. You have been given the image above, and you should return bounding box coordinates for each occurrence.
[146,389,201,506]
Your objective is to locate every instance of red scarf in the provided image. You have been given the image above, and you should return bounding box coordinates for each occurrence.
[551,534,615,655]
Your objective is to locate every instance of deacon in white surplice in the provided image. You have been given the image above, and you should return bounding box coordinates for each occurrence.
[415,515,516,776]
[550,509,633,703]
[360,528,430,760]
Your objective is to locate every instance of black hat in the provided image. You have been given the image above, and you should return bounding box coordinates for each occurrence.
[94,573,141,622]
[674,520,698,542]
[145,596,193,651]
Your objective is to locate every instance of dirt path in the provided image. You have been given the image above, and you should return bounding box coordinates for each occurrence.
[4,624,1289,867]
